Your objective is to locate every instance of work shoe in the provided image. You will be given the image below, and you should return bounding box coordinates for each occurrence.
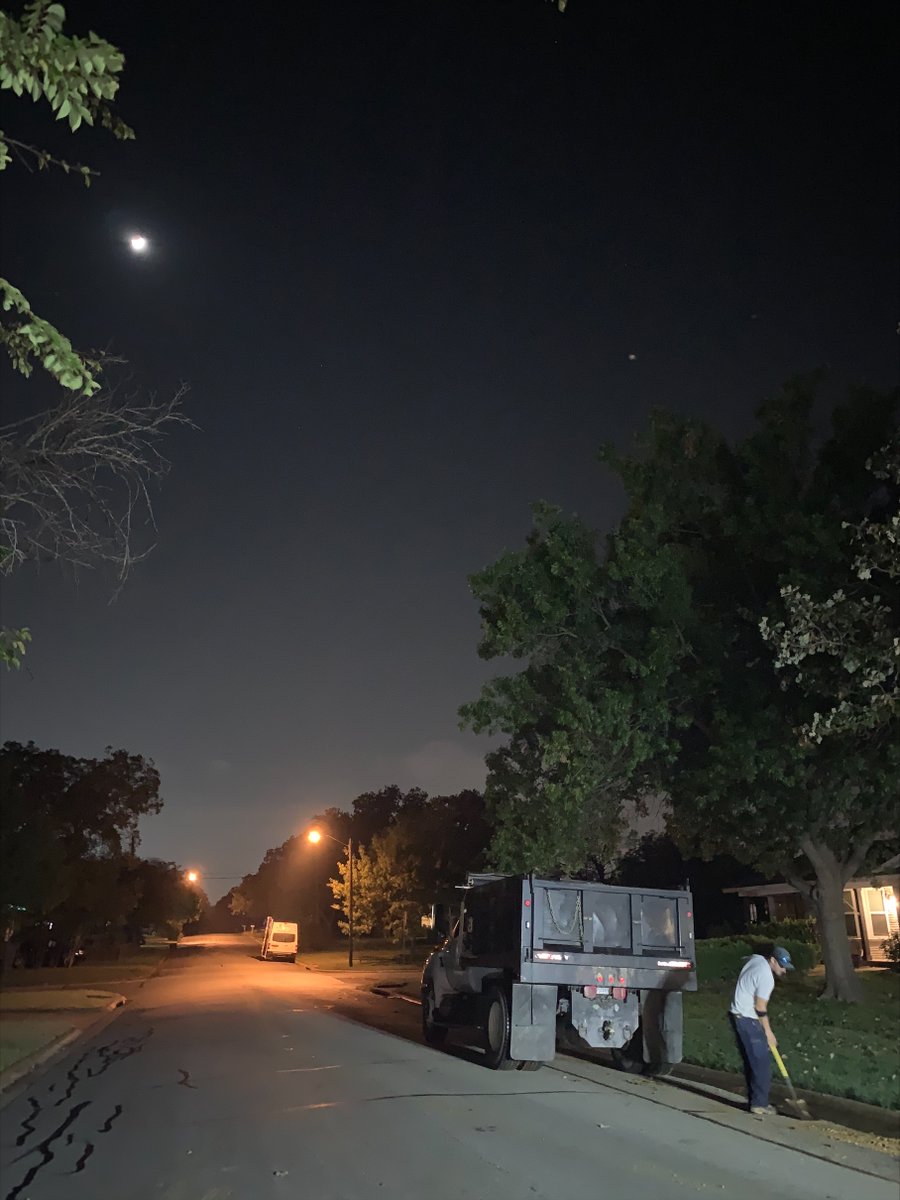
[750,1106,777,1116]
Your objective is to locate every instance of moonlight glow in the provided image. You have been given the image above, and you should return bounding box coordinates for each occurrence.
[129,234,149,253]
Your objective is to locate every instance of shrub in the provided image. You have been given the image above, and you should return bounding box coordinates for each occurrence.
[753,917,819,945]
[746,935,818,973]
[694,938,753,982]
[883,931,900,971]
[705,922,742,939]
[694,935,816,981]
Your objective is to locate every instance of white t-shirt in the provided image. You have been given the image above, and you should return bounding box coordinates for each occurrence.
[730,954,775,1019]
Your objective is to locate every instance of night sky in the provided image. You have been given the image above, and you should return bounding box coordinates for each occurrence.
[2,1,897,896]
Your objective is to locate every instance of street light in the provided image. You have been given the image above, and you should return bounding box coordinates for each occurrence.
[307,827,354,968]
[186,870,199,884]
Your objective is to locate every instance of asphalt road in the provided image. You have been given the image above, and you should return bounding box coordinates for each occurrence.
[1,935,896,1200]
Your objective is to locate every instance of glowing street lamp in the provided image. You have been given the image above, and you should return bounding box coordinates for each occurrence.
[307,828,354,967]
[186,870,199,884]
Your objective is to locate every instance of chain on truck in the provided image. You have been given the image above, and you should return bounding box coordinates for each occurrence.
[421,873,696,1073]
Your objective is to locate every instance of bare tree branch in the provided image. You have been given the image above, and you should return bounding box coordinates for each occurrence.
[0,381,193,581]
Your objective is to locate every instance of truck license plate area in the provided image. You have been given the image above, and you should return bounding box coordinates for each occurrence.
[569,988,639,1050]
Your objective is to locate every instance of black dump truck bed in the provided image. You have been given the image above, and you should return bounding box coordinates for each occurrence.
[462,873,697,993]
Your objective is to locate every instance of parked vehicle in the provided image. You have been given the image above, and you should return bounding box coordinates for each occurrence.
[421,872,696,1072]
[260,918,299,962]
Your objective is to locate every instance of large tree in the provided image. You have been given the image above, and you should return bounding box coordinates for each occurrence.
[461,380,899,1001]
[0,739,163,953]
[126,858,207,942]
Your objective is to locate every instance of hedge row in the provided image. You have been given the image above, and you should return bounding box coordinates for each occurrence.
[694,936,820,982]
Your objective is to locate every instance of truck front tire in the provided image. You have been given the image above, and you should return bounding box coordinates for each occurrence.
[482,985,517,1070]
[422,984,448,1047]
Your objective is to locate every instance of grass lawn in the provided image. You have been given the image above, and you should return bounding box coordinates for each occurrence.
[234,930,429,972]
[297,945,426,971]
[684,969,900,1110]
[1,945,169,990]
[0,1018,73,1073]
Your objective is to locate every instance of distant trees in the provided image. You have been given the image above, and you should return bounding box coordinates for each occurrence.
[0,739,201,967]
[328,790,491,942]
[461,379,899,1001]
[125,858,207,942]
[221,786,491,947]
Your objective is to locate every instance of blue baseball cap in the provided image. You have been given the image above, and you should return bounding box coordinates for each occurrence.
[773,946,795,971]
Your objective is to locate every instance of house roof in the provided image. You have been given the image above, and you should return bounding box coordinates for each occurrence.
[723,874,900,898]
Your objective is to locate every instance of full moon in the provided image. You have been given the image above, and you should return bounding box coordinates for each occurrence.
[129,233,149,253]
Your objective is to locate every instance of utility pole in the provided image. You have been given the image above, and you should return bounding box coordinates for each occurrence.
[348,834,354,968]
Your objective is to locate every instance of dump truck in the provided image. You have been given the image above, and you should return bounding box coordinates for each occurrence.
[421,872,696,1072]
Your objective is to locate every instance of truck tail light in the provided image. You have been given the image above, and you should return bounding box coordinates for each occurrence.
[612,987,627,1001]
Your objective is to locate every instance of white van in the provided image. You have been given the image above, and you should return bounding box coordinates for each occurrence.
[261,918,299,962]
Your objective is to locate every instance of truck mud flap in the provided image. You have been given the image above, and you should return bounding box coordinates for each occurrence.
[640,989,683,1065]
[510,983,557,1062]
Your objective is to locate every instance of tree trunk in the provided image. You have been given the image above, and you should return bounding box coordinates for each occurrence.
[796,837,865,1003]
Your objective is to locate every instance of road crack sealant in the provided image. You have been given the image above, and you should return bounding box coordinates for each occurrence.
[3,1026,154,1200]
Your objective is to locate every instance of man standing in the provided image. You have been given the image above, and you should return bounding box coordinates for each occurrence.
[729,944,794,1115]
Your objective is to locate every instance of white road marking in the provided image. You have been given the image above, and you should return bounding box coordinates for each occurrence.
[277,1065,341,1074]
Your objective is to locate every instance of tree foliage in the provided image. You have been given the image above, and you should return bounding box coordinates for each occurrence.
[0,1,134,393]
[0,739,197,962]
[459,500,677,874]
[461,379,899,1000]
[126,858,206,939]
[761,434,899,741]
[219,786,490,947]
[328,790,490,941]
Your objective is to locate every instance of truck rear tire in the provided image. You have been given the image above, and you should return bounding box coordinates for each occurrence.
[611,1027,673,1077]
[422,985,448,1047]
[611,1028,645,1074]
[482,985,516,1070]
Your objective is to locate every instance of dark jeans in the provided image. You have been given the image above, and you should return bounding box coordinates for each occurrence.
[730,1014,771,1110]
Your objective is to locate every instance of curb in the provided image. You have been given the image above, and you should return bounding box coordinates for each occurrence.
[0,996,127,1097]
[0,993,127,1015]
[0,1026,83,1095]
[670,1061,900,1140]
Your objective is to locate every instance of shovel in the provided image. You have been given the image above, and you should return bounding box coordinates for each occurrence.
[770,1045,812,1120]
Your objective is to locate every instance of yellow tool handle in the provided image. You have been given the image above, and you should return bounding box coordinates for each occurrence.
[770,1046,790,1078]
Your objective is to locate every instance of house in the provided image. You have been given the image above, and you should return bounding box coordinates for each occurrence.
[723,856,900,965]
